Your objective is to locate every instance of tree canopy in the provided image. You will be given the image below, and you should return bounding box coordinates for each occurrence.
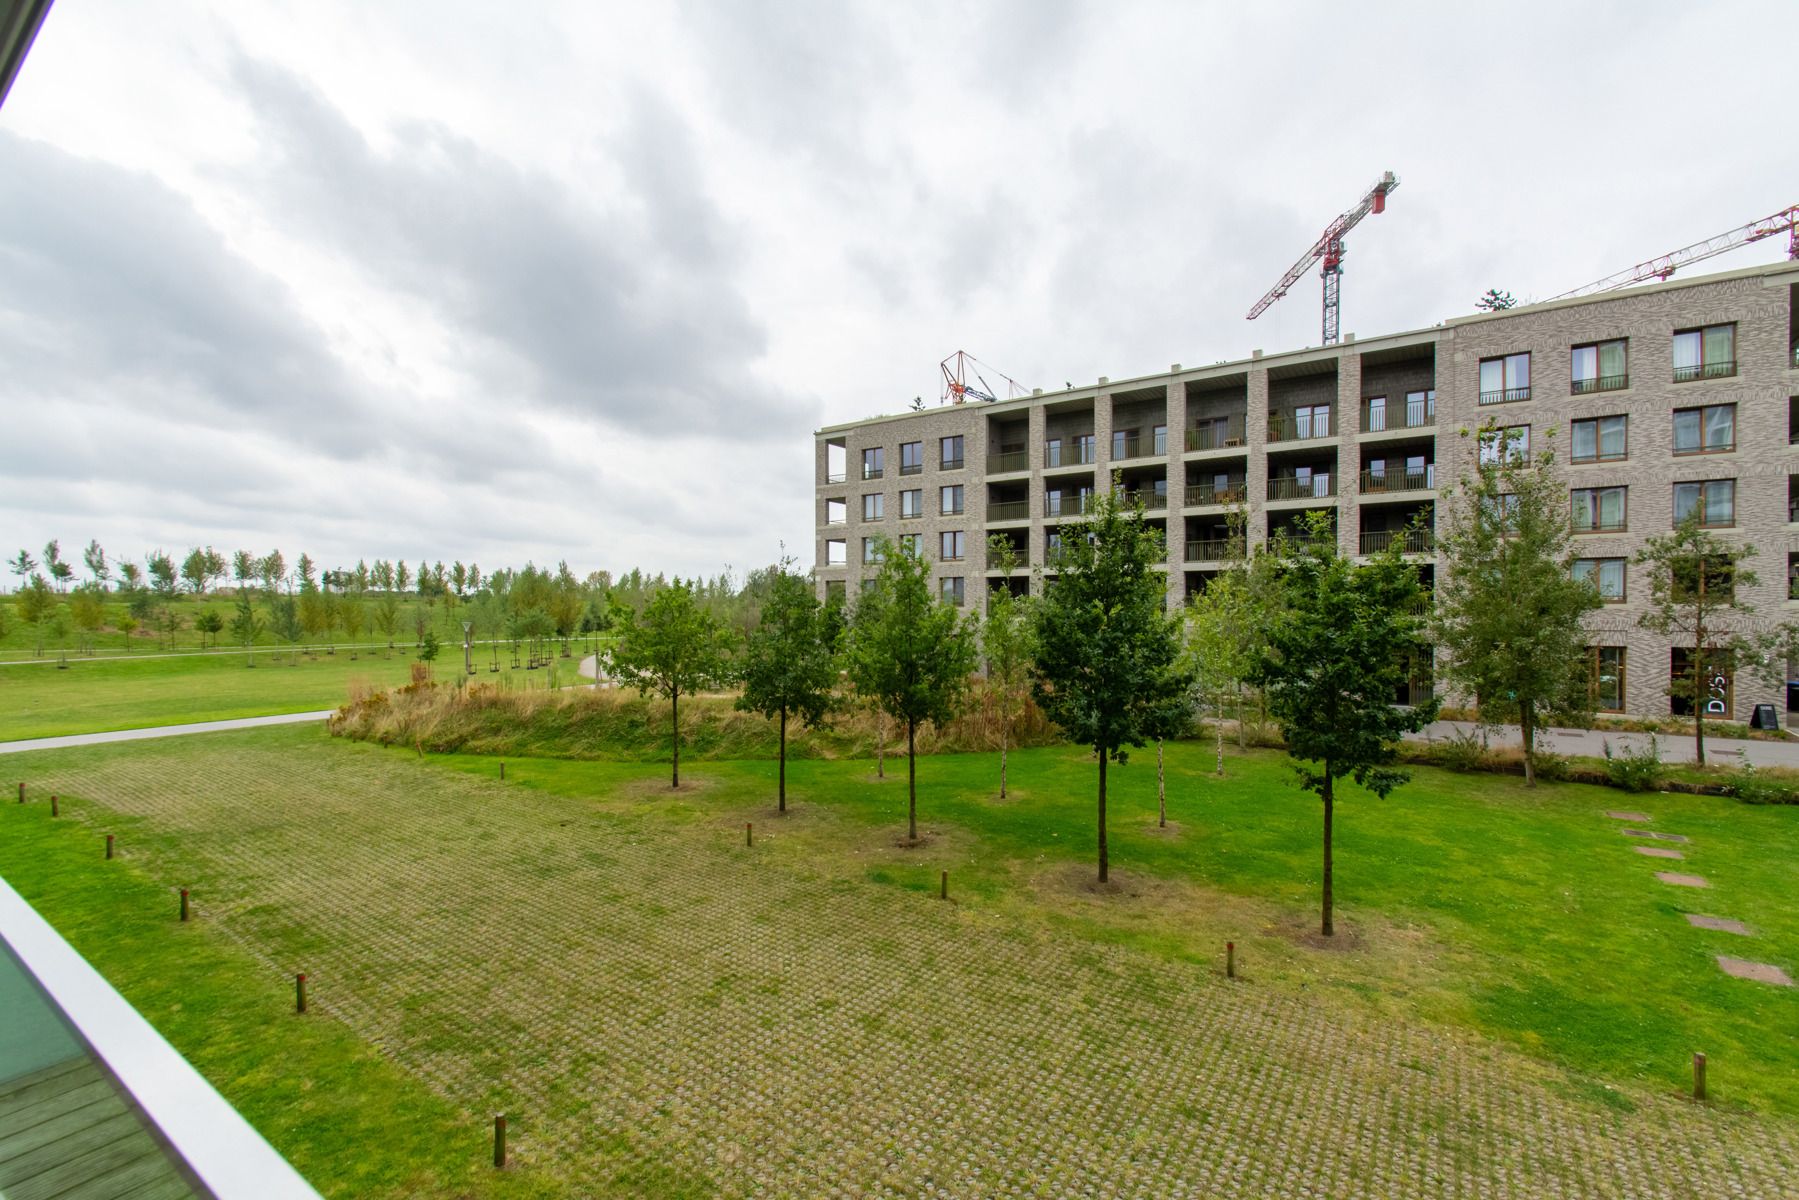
[608,578,736,787]
[737,561,840,812]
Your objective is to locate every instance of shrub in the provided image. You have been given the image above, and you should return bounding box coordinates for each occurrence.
[1726,763,1797,806]
[1433,727,1491,773]
[1532,749,1572,782]
[1601,736,1665,793]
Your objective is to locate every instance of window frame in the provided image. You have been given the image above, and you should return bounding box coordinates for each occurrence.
[898,441,924,476]
[897,532,921,556]
[861,537,883,564]
[1570,414,1628,464]
[861,447,885,480]
[1478,424,1531,466]
[939,529,965,562]
[1672,403,1736,456]
[1478,353,1532,404]
[940,575,965,607]
[861,492,884,521]
[1672,323,1737,383]
[939,435,965,471]
[899,488,925,520]
[1570,339,1629,394]
[1572,557,1627,602]
[1672,479,1735,529]
[1588,646,1626,713]
[940,484,964,515]
[1570,486,1628,533]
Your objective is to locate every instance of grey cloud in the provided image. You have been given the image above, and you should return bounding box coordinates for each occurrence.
[226,56,813,442]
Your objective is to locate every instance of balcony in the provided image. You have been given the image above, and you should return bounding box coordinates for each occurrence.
[1361,399,1434,432]
[987,450,1030,473]
[1184,481,1246,506]
[1267,411,1334,443]
[1571,373,1629,395]
[1360,528,1436,555]
[1185,416,1248,451]
[824,471,847,484]
[1114,489,1168,511]
[1268,474,1336,502]
[1045,441,1097,469]
[1360,466,1436,494]
[1478,386,1532,405]
[986,499,1030,522]
[1045,494,1096,518]
[1185,538,1245,562]
[1673,360,1736,383]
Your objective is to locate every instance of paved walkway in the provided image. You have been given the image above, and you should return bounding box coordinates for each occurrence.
[0,712,334,756]
[1408,719,1799,767]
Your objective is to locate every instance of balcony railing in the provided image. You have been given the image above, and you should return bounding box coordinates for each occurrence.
[1184,481,1246,506]
[1114,489,1168,511]
[862,465,885,480]
[987,450,1030,473]
[1673,360,1736,383]
[1267,411,1334,442]
[1185,538,1245,562]
[1112,435,1145,460]
[1478,386,1532,405]
[986,499,1030,521]
[1045,441,1098,468]
[824,471,847,484]
[942,456,965,471]
[1360,528,1436,555]
[900,462,923,476]
[1185,416,1249,451]
[1045,495,1096,518]
[1571,373,1629,395]
[1267,474,1336,501]
[1359,466,1435,494]
[1361,400,1434,431]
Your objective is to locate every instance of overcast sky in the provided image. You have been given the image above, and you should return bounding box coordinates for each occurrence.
[1,1,1790,583]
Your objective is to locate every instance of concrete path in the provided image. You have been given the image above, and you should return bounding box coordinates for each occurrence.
[0,711,334,756]
[1407,719,1799,767]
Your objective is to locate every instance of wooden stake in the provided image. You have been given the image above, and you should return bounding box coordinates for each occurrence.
[745,822,753,847]
[1693,1052,1707,1101]
[179,888,190,922]
[1227,941,1236,979]
[16,782,22,803]
[50,794,58,817]
[940,870,949,900]
[105,834,114,860]
[296,973,308,1014]
[499,761,506,780]
[493,1114,508,1168]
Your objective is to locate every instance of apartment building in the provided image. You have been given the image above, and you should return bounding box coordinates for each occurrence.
[815,261,1799,721]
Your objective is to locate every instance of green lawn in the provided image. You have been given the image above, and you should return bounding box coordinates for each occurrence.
[0,651,586,741]
[1,727,1793,1195]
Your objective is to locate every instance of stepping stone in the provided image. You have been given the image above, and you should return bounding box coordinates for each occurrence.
[1656,872,1709,888]
[1633,846,1684,860]
[1686,914,1753,936]
[1716,956,1794,987]
[1623,829,1690,843]
[1605,811,1651,822]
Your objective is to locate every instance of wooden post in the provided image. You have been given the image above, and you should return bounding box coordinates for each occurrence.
[179,888,190,922]
[105,834,114,860]
[1226,941,1235,979]
[940,870,949,900]
[493,1114,507,1168]
[500,762,505,780]
[50,794,58,817]
[745,822,753,847]
[1693,1052,1707,1101]
[296,973,308,1014]
[16,782,21,803]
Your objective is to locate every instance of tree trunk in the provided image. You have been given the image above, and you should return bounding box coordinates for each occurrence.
[1520,700,1536,787]
[1321,772,1335,938]
[778,705,787,814]
[877,712,885,778]
[1214,699,1226,776]
[1692,644,1706,768]
[1235,683,1247,749]
[671,687,680,789]
[907,720,917,842]
[999,707,1009,800]
[1097,750,1109,883]
[1157,739,1166,828]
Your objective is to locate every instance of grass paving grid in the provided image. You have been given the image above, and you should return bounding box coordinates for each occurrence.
[8,732,1799,1196]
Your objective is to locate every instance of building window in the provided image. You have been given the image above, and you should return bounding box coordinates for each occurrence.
[940,576,965,606]
[1295,404,1331,439]
[899,489,924,519]
[861,447,884,480]
[940,484,964,515]
[1478,425,1530,465]
[825,498,847,525]
[1075,434,1096,464]
[1572,557,1626,601]
[1045,530,1063,559]
[825,578,846,600]
[1672,404,1735,455]
[862,493,884,520]
[1571,340,1628,394]
[1571,415,1627,463]
[1153,424,1168,454]
[1673,479,1734,527]
[825,539,846,566]
[897,533,921,556]
[1366,394,1387,431]
[1589,646,1626,713]
[940,435,964,470]
[1670,647,1732,718]
[1045,437,1063,467]
[1672,555,1736,603]
[1673,324,1736,382]
[1484,492,1521,532]
[1789,551,1799,599]
[1479,353,1531,404]
[1112,428,1139,459]
[940,530,965,561]
[899,441,924,475]
[862,537,882,564]
[1571,486,1626,532]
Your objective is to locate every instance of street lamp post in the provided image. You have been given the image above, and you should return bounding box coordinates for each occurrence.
[462,620,473,677]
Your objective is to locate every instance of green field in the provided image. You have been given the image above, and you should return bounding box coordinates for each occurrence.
[0,650,587,741]
[1,726,1793,1196]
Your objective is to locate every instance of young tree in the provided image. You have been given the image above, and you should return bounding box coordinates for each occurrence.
[233,549,258,589]
[981,535,1032,799]
[418,630,441,676]
[1251,517,1438,936]
[82,540,110,591]
[146,551,177,598]
[116,613,138,648]
[736,561,839,813]
[395,560,412,595]
[1636,513,1790,766]
[229,589,265,666]
[607,578,735,788]
[1433,428,1603,784]
[9,548,37,587]
[1184,568,1254,777]
[1474,288,1517,311]
[193,607,225,649]
[341,594,365,654]
[181,547,211,595]
[1031,489,1192,882]
[16,574,56,654]
[373,591,401,649]
[844,539,977,842]
[43,540,73,592]
[69,585,105,653]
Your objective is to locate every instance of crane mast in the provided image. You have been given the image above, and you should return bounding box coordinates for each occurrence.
[1545,205,1799,302]
[1247,171,1399,345]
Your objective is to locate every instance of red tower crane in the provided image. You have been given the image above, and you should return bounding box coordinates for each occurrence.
[1544,204,1799,302]
[1246,171,1400,346]
[940,350,1030,404]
